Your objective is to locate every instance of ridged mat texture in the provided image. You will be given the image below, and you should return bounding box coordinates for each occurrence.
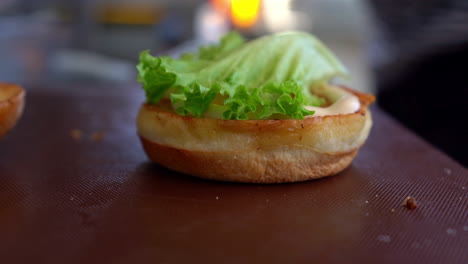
[0,84,467,264]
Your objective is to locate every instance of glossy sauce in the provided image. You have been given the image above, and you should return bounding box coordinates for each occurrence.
[305,86,360,117]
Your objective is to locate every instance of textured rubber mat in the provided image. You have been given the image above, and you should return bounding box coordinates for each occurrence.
[0,84,467,264]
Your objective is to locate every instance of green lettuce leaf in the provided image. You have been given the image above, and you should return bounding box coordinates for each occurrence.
[137,31,347,119]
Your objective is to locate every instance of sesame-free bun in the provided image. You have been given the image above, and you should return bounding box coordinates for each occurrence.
[0,83,25,139]
[137,86,374,183]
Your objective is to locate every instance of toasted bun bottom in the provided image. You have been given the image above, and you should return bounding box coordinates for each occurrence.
[140,136,358,183]
[0,83,25,138]
[137,86,374,183]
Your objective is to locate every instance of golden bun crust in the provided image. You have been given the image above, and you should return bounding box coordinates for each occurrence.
[0,83,25,139]
[137,86,374,183]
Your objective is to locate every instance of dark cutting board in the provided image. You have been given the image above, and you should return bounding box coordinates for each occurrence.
[0,84,467,264]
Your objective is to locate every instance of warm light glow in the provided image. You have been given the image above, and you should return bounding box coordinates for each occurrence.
[197,3,230,42]
[211,0,231,13]
[263,0,297,32]
[230,0,260,28]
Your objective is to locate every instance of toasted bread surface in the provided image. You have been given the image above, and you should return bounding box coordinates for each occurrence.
[0,83,25,138]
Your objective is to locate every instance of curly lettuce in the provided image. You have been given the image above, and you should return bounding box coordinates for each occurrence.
[137,31,347,120]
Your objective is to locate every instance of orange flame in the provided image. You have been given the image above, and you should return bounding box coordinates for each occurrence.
[230,0,260,28]
[211,0,231,14]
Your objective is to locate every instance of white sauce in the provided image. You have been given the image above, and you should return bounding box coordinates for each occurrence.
[305,86,360,117]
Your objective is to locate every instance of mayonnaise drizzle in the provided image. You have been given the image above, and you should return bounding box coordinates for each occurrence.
[305,86,360,117]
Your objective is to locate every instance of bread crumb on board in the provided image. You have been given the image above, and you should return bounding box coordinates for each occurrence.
[70,129,105,142]
[70,129,82,140]
[402,196,417,209]
[91,131,105,142]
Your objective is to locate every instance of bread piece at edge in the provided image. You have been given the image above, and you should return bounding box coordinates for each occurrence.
[0,83,25,138]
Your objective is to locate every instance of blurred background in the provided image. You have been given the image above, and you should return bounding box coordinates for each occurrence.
[0,0,374,90]
[0,0,466,166]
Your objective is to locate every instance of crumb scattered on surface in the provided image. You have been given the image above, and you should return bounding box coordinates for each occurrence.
[91,131,105,142]
[70,129,82,140]
[215,196,219,200]
[444,168,452,175]
[402,196,417,209]
[446,228,457,235]
[365,200,369,204]
[375,194,379,198]
[71,130,105,142]
[391,208,396,213]
[377,235,391,243]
